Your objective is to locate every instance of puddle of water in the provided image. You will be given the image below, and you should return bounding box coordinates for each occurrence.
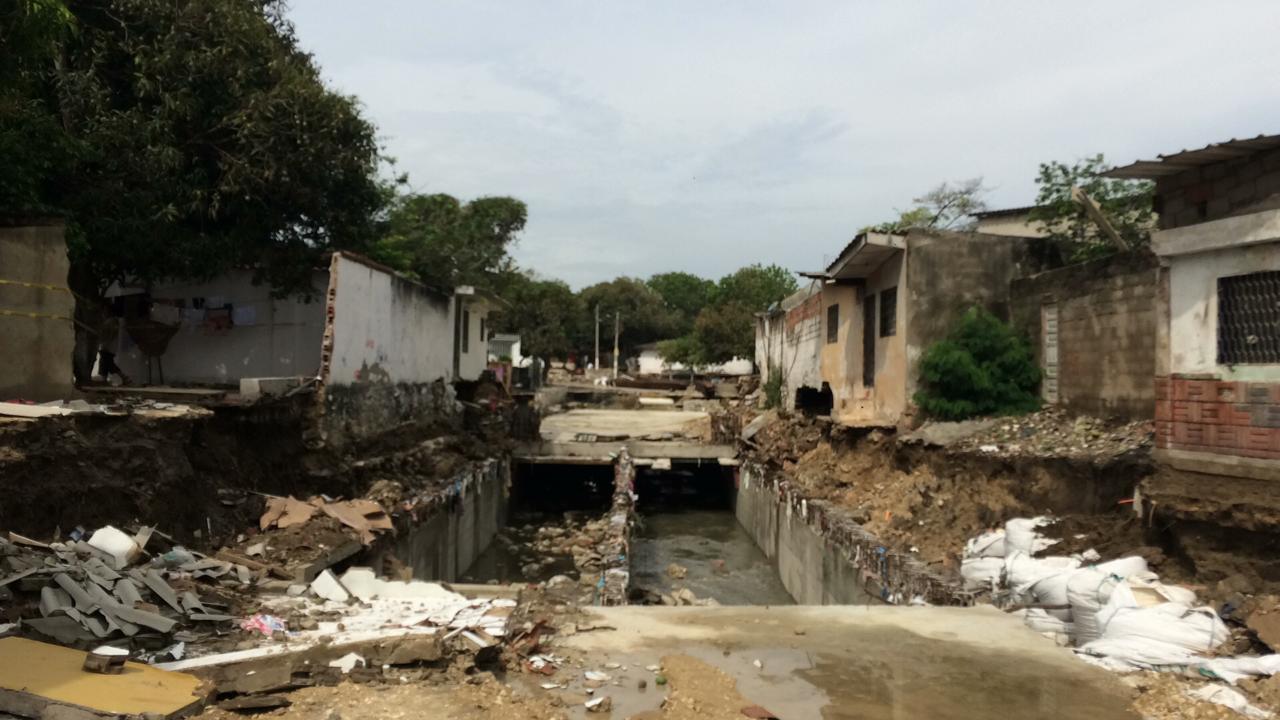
[630,510,794,605]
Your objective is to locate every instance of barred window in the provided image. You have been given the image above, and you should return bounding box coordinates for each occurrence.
[1218,271,1280,364]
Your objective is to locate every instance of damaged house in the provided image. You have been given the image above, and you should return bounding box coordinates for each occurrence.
[758,229,1048,426]
[1104,135,1280,474]
[103,251,497,447]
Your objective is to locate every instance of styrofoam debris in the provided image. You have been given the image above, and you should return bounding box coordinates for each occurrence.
[310,570,351,603]
[86,526,140,569]
[329,652,365,674]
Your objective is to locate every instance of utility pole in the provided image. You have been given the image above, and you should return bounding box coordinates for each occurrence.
[613,311,620,380]
[594,304,600,372]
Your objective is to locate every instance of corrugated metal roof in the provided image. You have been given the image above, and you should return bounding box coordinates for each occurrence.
[973,204,1040,219]
[1103,134,1280,179]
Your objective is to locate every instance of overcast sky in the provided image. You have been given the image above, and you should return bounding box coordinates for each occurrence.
[288,1,1280,289]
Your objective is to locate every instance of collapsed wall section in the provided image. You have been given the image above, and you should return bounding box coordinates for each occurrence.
[316,253,461,448]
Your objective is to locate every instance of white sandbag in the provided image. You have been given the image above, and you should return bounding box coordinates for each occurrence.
[1024,608,1074,635]
[1004,552,1080,620]
[964,530,1006,559]
[1187,685,1274,720]
[961,557,1004,591]
[1067,568,1122,644]
[1094,556,1149,579]
[1107,574,1198,612]
[1201,654,1280,685]
[1100,603,1230,654]
[1004,517,1059,558]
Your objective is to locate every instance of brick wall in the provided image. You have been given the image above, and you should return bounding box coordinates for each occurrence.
[1010,253,1159,419]
[1155,376,1280,460]
[1156,146,1280,230]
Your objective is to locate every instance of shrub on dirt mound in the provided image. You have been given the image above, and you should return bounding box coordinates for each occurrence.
[914,307,1040,420]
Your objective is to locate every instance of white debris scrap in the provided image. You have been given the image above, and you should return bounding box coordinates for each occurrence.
[1187,685,1274,720]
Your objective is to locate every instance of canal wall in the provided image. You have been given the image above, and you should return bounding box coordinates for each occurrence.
[367,457,510,582]
[735,462,961,605]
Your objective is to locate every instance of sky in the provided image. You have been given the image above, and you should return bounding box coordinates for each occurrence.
[288,1,1280,289]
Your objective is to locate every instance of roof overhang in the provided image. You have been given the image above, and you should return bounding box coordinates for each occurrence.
[1103,134,1280,180]
[822,232,905,280]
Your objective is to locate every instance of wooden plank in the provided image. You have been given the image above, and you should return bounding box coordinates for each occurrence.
[0,637,203,718]
[0,402,72,418]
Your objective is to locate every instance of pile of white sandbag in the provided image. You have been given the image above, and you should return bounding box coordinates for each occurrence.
[959,518,1254,672]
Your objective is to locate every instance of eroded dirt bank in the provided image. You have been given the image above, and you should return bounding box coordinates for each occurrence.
[739,409,1279,603]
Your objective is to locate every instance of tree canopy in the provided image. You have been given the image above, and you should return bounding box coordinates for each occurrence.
[866,178,989,234]
[646,271,714,335]
[2,0,391,298]
[490,271,583,358]
[1028,154,1155,262]
[370,193,527,291]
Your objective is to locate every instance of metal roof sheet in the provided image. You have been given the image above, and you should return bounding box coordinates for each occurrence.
[1103,134,1280,179]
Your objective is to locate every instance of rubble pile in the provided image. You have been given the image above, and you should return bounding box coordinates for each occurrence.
[950,407,1153,459]
[961,517,1280,717]
[1,525,252,653]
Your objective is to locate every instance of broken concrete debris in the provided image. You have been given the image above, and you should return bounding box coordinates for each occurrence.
[2,526,251,648]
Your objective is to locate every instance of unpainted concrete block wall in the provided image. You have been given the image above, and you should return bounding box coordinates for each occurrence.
[1010,253,1160,419]
[0,221,73,401]
[1156,147,1280,230]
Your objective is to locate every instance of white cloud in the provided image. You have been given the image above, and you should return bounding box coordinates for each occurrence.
[290,0,1280,288]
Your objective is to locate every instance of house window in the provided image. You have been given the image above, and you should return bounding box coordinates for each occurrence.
[1218,271,1280,364]
[462,309,471,353]
[826,304,839,344]
[480,318,486,344]
[879,287,897,337]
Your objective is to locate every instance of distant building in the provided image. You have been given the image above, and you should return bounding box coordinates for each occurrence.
[972,205,1051,238]
[635,342,753,377]
[487,333,523,365]
[1106,134,1280,474]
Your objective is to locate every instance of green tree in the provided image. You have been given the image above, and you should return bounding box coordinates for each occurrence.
[371,193,527,290]
[691,301,756,363]
[712,264,798,311]
[914,307,1041,420]
[577,277,678,354]
[490,271,583,358]
[866,178,988,233]
[646,271,714,334]
[1028,154,1155,262]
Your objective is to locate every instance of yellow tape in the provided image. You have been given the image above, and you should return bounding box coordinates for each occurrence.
[0,309,73,322]
[0,278,70,293]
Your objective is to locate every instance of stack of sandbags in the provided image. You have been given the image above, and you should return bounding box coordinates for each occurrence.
[960,529,1006,591]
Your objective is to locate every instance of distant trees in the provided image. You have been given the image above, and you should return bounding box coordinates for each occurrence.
[1029,154,1155,262]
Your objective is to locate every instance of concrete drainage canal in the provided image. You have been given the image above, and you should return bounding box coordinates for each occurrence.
[450,457,795,608]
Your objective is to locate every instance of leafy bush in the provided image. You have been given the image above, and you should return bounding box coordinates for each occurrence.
[763,365,783,409]
[914,307,1041,420]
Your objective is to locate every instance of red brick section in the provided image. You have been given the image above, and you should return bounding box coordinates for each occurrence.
[1156,376,1280,460]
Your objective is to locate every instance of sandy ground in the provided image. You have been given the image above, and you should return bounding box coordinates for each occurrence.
[540,409,710,443]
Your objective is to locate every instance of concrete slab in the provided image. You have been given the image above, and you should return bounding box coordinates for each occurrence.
[559,605,1138,719]
[540,409,711,442]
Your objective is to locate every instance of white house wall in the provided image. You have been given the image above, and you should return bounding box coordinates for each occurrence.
[1166,242,1280,382]
[114,270,327,385]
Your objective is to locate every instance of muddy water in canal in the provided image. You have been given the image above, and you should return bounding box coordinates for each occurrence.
[630,510,794,605]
